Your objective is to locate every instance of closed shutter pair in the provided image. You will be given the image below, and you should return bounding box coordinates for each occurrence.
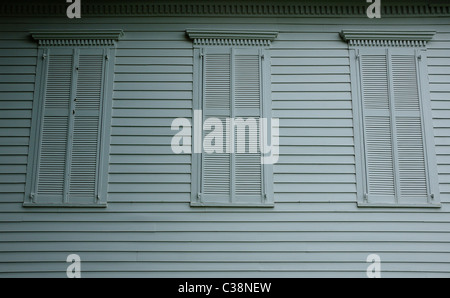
[358,48,434,205]
[199,47,267,205]
[31,48,105,205]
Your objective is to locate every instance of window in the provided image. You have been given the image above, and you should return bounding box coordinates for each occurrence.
[186,29,277,207]
[25,30,122,207]
[342,30,440,207]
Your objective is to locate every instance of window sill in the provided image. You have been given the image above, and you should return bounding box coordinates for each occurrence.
[23,202,108,208]
[191,202,274,208]
[357,202,441,208]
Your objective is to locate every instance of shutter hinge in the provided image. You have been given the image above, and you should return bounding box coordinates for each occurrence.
[30,192,36,203]
[199,53,204,59]
[105,55,109,61]
[264,193,268,200]
[42,54,47,60]
[429,193,435,200]
[363,192,368,202]
[417,54,422,60]
[96,195,101,202]
[356,54,360,60]
[260,54,265,60]
[197,193,202,200]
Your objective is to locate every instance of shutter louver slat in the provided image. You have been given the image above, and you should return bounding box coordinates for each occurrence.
[37,118,69,196]
[36,53,72,200]
[391,55,420,111]
[364,116,395,196]
[235,128,261,196]
[396,117,427,199]
[44,56,73,110]
[204,54,231,111]
[69,52,104,202]
[203,153,231,195]
[361,56,390,111]
[235,54,260,110]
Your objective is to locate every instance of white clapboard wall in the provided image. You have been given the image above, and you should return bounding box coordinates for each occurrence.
[0,1,449,277]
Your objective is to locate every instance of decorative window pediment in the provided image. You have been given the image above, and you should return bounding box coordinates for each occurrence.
[186,29,278,47]
[31,29,124,47]
[340,30,436,47]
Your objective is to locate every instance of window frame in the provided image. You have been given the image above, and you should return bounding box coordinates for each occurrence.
[24,30,122,207]
[342,30,441,208]
[187,29,277,207]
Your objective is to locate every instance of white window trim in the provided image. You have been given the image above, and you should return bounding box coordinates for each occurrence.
[24,30,122,207]
[187,29,277,207]
[342,30,441,208]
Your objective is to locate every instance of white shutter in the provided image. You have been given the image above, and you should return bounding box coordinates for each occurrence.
[32,47,107,205]
[35,48,74,204]
[359,49,396,204]
[390,49,428,204]
[234,48,263,203]
[68,48,105,204]
[201,48,232,202]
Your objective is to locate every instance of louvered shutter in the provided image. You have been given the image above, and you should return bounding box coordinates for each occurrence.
[35,48,74,204]
[359,48,429,205]
[32,48,106,205]
[201,48,232,203]
[360,49,396,204]
[200,48,264,205]
[68,48,105,204]
[390,48,428,204]
[234,48,264,203]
